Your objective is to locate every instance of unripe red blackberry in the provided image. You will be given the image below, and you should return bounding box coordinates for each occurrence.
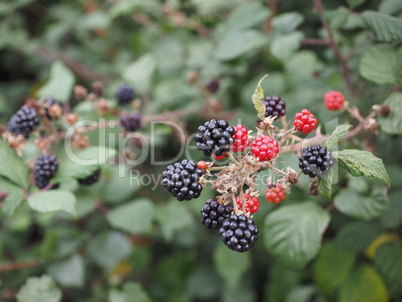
[115,84,135,105]
[161,160,204,201]
[44,97,63,120]
[7,105,40,138]
[294,109,317,135]
[265,184,286,204]
[219,214,259,253]
[250,135,279,162]
[231,124,250,153]
[78,168,101,185]
[263,96,286,118]
[194,119,235,157]
[235,193,260,214]
[34,154,59,189]
[201,199,233,229]
[324,91,344,111]
[120,113,142,132]
[298,145,334,178]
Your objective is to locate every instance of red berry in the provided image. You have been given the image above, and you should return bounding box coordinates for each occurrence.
[265,184,286,204]
[213,153,227,160]
[231,124,250,153]
[236,193,260,214]
[324,91,345,111]
[250,135,279,162]
[197,161,208,170]
[294,109,317,135]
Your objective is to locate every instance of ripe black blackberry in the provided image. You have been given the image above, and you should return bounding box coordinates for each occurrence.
[263,96,286,118]
[44,97,63,120]
[7,105,40,138]
[206,79,219,93]
[78,168,101,186]
[115,84,135,105]
[161,160,203,201]
[298,145,334,178]
[194,119,235,157]
[219,214,259,253]
[34,154,59,189]
[120,113,142,132]
[201,199,233,229]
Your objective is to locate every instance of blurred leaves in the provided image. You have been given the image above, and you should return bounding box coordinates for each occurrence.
[17,275,62,302]
[378,92,402,134]
[0,147,29,188]
[27,190,76,216]
[48,255,84,288]
[123,54,156,93]
[362,11,402,42]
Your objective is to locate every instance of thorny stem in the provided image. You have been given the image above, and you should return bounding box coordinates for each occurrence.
[0,259,42,273]
[240,187,246,214]
[273,167,287,176]
[232,192,239,213]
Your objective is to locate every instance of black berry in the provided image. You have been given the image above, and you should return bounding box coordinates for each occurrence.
[44,97,63,120]
[201,199,233,229]
[116,84,135,105]
[120,113,142,132]
[298,144,334,178]
[161,160,203,201]
[194,119,235,157]
[34,154,59,189]
[219,214,259,253]
[206,79,219,93]
[263,96,286,118]
[7,105,40,138]
[78,168,101,186]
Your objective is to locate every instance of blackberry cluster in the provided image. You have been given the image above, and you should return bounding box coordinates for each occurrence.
[78,168,101,186]
[298,145,334,178]
[115,84,135,105]
[206,79,219,93]
[263,96,286,118]
[201,199,233,229]
[120,113,142,132]
[7,105,40,138]
[44,97,63,120]
[219,214,259,253]
[161,160,203,201]
[34,154,59,189]
[194,119,235,157]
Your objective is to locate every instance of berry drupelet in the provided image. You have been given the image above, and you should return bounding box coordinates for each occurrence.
[236,193,260,214]
[78,168,101,185]
[34,154,59,189]
[115,84,135,105]
[161,160,204,201]
[44,97,63,120]
[219,214,259,253]
[7,105,40,138]
[298,145,334,178]
[294,109,317,135]
[194,119,235,157]
[324,91,345,111]
[231,124,250,153]
[264,96,286,118]
[250,135,279,162]
[120,113,142,132]
[201,199,233,229]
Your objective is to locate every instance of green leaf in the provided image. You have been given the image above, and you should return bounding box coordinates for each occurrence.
[339,265,388,302]
[106,199,154,234]
[270,32,304,61]
[3,189,25,216]
[252,75,267,119]
[27,190,76,216]
[334,188,388,220]
[226,2,270,31]
[123,54,156,93]
[378,92,402,135]
[37,61,75,102]
[263,202,330,268]
[374,242,402,300]
[324,124,353,149]
[379,0,402,15]
[48,255,84,288]
[317,172,333,201]
[213,243,251,288]
[346,0,366,8]
[325,7,349,29]
[88,231,133,271]
[215,30,267,61]
[285,286,317,302]
[313,242,356,297]
[362,11,402,42]
[333,149,391,188]
[17,275,62,302]
[266,263,302,302]
[109,282,151,302]
[380,192,402,229]
[359,45,399,85]
[0,147,29,188]
[335,221,381,252]
[272,12,304,34]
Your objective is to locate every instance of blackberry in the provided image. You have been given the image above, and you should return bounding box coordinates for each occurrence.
[219,214,259,253]
[78,168,101,186]
[7,105,40,138]
[298,145,334,178]
[116,84,135,105]
[201,199,233,229]
[206,79,219,93]
[194,119,235,157]
[264,96,286,118]
[34,154,59,189]
[44,97,63,120]
[161,160,203,201]
[120,113,142,132]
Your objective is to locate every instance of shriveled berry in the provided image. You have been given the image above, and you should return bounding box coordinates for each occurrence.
[236,193,260,214]
[43,97,63,120]
[294,109,317,135]
[250,135,279,162]
[201,199,233,229]
[265,184,286,204]
[231,124,250,153]
[324,91,345,111]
